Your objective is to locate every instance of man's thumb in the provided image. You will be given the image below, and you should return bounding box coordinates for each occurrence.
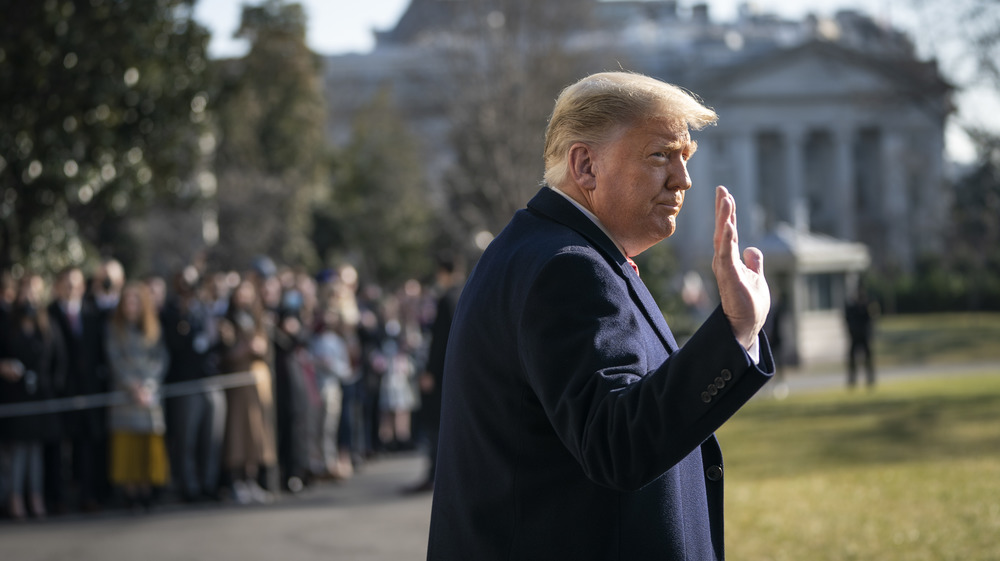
[743,247,764,275]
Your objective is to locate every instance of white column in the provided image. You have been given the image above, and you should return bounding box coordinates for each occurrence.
[733,130,762,242]
[784,126,808,231]
[684,130,714,257]
[923,129,946,255]
[832,125,855,240]
[882,129,911,270]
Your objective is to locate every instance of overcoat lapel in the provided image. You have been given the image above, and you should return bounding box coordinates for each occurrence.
[526,188,679,352]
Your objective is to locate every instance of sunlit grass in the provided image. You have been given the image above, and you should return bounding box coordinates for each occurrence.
[720,371,1000,561]
[875,313,1000,366]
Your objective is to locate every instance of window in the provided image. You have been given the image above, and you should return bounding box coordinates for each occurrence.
[805,272,844,311]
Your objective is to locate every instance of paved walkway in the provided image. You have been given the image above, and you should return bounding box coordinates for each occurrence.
[0,452,435,561]
[2,360,997,561]
[767,359,1000,397]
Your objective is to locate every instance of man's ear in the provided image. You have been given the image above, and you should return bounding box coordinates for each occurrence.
[567,142,597,192]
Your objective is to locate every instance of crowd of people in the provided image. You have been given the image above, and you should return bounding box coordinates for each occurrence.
[0,253,455,521]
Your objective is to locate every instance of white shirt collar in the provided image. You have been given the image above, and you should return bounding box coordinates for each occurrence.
[547,185,628,259]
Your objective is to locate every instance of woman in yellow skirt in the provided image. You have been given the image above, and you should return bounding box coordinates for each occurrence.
[105,281,170,510]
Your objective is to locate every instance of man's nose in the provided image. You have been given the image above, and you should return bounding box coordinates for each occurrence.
[668,160,692,191]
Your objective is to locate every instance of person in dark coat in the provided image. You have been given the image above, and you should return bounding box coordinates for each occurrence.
[1,273,65,520]
[272,288,312,493]
[427,72,774,560]
[845,284,877,388]
[161,267,226,502]
[47,266,109,512]
[405,251,462,494]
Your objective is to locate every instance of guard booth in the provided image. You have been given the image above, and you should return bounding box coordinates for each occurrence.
[757,223,871,367]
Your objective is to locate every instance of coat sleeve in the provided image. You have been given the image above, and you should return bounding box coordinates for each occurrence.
[517,249,773,491]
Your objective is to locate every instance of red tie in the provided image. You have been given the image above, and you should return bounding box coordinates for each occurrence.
[626,257,640,277]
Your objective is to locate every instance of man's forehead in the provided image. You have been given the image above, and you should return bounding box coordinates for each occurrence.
[633,119,691,146]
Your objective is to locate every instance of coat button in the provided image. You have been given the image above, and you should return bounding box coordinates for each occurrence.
[720,369,732,381]
[707,385,718,396]
[714,377,725,389]
[701,391,712,403]
[706,465,724,481]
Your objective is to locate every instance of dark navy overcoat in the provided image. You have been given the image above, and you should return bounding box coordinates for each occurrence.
[427,187,774,560]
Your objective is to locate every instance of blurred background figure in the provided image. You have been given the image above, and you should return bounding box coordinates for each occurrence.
[310,304,354,480]
[845,284,878,389]
[375,296,417,452]
[144,274,168,313]
[406,251,463,494]
[89,258,125,314]
[273,287,312,493]
[0,274,64,520]
[161,266,226,503]
[334,267,369,475]
[218,278,276,505]
[104,281,170,512]
[248,256,283,495]
[47,266,110,513]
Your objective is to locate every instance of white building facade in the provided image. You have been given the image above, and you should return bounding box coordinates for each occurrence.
[323,1,954,364]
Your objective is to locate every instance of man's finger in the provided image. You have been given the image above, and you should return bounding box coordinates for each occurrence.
[714,186,735,258]
[714,187,728,237]
[728,191,739,246]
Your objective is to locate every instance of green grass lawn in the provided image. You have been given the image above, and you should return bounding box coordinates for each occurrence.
[875,312,1000,366]
[719,371,1000,561]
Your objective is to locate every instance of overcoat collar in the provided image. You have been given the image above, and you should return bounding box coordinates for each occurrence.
[526,187,679,352]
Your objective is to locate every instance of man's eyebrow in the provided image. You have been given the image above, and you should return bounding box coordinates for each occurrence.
[655,138,697,154]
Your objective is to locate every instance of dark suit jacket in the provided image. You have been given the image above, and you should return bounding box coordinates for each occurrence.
[47,299,108,439]
[427,187,774,561]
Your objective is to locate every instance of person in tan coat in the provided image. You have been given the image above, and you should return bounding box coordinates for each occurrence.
[218,278,276,504]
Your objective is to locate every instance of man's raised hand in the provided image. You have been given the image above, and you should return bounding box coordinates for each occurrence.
[712,185,770,350]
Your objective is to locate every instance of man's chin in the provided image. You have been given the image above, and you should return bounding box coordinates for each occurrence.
[660,217,677,238]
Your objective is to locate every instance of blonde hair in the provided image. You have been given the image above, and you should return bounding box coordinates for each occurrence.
[111,281,161,345]
[542,71,718,187]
